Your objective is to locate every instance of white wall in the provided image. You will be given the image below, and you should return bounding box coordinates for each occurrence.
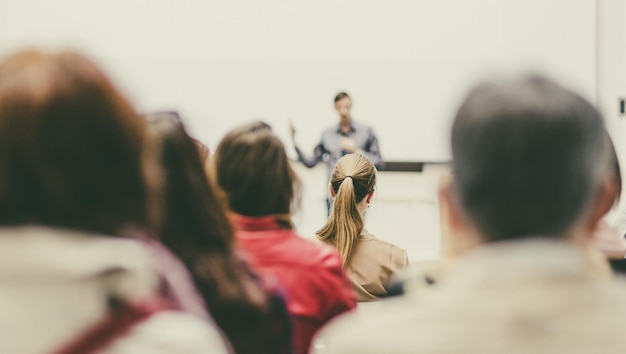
[0,1,5,51]
[0,0,596,162]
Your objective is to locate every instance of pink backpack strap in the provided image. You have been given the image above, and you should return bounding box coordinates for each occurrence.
[52,297,173,354]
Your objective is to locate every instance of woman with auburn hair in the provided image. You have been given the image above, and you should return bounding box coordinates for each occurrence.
[212,121,356,354]
[316,153,408,302]
[0,50,227,354]
[148,113,292,354]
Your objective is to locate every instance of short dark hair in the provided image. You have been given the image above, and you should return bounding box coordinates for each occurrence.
[334,91,351,103]
[0,50,151,235]
[213,121,301,224]
[451,75,611,241]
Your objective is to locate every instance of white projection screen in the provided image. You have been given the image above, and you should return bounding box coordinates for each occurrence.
[0,0,595,162]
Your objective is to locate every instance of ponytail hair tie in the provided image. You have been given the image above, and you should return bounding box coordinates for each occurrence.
[344,175,353,181]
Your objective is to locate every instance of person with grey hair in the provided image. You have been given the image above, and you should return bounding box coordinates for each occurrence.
[311,75,626,354]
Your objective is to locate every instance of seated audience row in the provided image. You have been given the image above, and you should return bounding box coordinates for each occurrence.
[0,50,360,354]
[4,47,626,354]
[312,76,626,353]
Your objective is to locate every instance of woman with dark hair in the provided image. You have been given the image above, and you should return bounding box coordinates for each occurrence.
[212,121,356,354]
[0,50,227,354]
[148,113,293,354]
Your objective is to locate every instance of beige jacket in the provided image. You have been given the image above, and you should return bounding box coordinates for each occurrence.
[347,230,408,302]
[0,226,228,354]
[313,238,626,354]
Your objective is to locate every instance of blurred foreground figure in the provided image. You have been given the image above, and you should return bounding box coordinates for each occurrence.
[313,76,626,354]
[0,51,228,354]
[148,113,293,354]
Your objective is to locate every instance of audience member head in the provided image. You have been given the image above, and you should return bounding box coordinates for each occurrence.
[148,113,272,353]
[147,111,211,162]
[212,121,301,227]
[317,153,376,266]
[147,112,233,258]
[443,75,613,244]
[0,50,153,235]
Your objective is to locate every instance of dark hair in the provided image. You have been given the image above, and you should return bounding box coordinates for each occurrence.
[149,115,276,354]
[334,91,351,103]
[213,121,301,226]
[451,75,611,241]
[317,154,376,267]
[145,111,210,161]
[0,50,152,235]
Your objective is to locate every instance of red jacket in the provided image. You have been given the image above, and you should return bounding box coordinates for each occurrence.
[230,214,356,354]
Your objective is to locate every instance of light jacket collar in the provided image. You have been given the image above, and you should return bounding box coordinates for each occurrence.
[0,225,157,301]
[442,238,612,291]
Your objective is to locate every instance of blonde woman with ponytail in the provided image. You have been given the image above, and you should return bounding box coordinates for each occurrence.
[317,153,409,302]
